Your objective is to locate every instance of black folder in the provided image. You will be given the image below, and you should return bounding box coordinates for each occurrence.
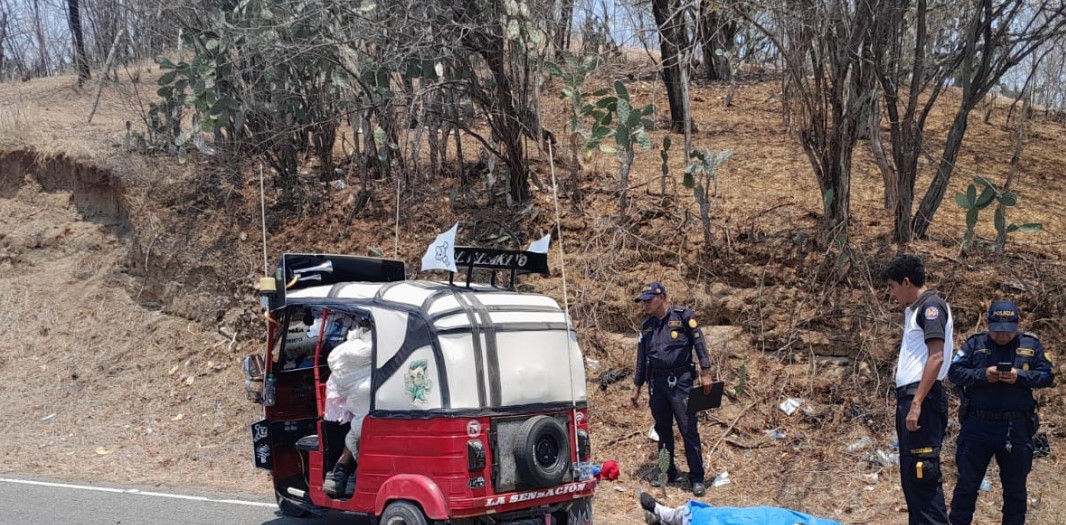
[686,381,725,415]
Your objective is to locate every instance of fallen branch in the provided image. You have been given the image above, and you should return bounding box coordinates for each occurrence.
[725,437,777,449]
[86,28,124,125]
[705,399,759,460]
[602,431,641,449]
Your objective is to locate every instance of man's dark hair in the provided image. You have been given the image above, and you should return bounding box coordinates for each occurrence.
[881,254,926,286]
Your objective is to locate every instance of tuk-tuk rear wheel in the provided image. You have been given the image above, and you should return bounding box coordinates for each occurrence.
[380,500,428,525]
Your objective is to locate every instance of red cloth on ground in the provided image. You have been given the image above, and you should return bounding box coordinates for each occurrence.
[599,460,619,480]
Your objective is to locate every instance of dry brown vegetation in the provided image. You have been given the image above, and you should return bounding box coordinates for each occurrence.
[1,60,1065,525]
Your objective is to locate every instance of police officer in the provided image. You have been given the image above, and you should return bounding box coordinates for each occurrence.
[630,282,713,497]
[948,300,1055,525]
[882,254,953,525]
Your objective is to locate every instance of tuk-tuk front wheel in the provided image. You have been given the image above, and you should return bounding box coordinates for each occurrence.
[380,500,428,525]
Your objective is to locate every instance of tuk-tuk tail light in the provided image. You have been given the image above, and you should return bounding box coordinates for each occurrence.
[467,440,486,471]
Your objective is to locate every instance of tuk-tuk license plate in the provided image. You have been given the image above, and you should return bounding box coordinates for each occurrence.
[251,419,272,469]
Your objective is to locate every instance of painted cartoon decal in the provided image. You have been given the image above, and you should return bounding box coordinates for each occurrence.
[404,359,433,405]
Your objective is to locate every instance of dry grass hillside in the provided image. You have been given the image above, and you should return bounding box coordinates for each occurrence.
[2,60,1065,525]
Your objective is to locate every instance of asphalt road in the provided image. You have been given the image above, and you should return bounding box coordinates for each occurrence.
[0,476,370,525]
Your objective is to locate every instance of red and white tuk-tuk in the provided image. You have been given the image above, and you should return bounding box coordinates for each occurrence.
[243,249,595,524]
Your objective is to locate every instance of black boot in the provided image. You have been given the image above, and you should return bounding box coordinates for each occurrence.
[639,491,658,512]
[323,463,354,498]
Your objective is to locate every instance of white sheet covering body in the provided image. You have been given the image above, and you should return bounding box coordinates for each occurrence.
[324,326,373,452]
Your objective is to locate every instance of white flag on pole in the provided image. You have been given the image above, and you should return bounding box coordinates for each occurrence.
[421,223,458,272]
[527,233,552,254]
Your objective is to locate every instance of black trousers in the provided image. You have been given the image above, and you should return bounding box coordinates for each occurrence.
[896,382,949,525]
[949,425,1034,525]
[648,371,705,483]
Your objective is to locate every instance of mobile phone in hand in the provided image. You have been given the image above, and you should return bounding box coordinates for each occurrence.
[996,362,1013,372]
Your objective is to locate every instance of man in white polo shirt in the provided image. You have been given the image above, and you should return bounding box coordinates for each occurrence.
[882,254,953,525]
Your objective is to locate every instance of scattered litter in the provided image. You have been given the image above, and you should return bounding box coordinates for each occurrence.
[779,398,802,416]
[172,414,184,421]
[613,485,626,493]
[847,405,872,424]
[763,429,786,440]
[95,447,113,455]
[598,368,630,391]
[40,413,56,422]
[332,180,348,190]
[585,357,600,372]
[711,471,731,488]
[863,472,879,485]
[847,436,874,452]
[876,449,899,467]
[889,439,899,451]
[980,478,992,491]
[647,425,659,442]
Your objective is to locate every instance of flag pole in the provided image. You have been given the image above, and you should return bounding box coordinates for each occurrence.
[547,142,585,476]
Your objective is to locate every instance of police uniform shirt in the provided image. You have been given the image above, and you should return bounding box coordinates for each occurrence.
[633,307,711,387]
[896,290,953,387]
[949,332,1055,413]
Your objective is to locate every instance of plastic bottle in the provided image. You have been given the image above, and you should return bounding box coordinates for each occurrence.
[980,478,992,491]
[263,373,277,406]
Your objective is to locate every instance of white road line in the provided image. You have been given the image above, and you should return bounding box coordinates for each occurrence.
[0,477,277,508]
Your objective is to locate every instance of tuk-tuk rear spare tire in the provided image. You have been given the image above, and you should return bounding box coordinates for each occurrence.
[513,415,570,488]
[380,500,429,525]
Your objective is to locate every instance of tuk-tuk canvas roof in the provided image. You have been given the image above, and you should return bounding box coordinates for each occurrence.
[285,281,587,412]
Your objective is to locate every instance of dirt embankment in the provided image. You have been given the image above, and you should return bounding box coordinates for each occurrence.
[0,150,269,495]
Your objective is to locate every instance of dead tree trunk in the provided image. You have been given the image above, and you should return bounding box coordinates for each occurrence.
[553,0,574,59]
[698,0,738,81]
[0,10,7,80]
[652,0,691,133]
[67,0,91,84]
[32,0,49,76]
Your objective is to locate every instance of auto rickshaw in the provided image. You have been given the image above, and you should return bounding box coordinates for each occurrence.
[243,248,595,524]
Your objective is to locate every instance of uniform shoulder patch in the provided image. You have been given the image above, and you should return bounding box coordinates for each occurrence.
[924,306,940,320]
[688,318,698,329]
[1046,352,1055,365]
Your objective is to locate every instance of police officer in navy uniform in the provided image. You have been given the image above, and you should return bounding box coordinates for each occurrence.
[630,282,713,497]
[882,255,953,525]
[948,300,1055,525]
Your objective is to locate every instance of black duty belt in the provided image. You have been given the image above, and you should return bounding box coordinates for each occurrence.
[895,380,942,398]
[970,409,1030,421]
[648,365,693,378]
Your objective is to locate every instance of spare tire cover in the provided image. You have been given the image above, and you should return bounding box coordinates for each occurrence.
[513,415,570,488]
